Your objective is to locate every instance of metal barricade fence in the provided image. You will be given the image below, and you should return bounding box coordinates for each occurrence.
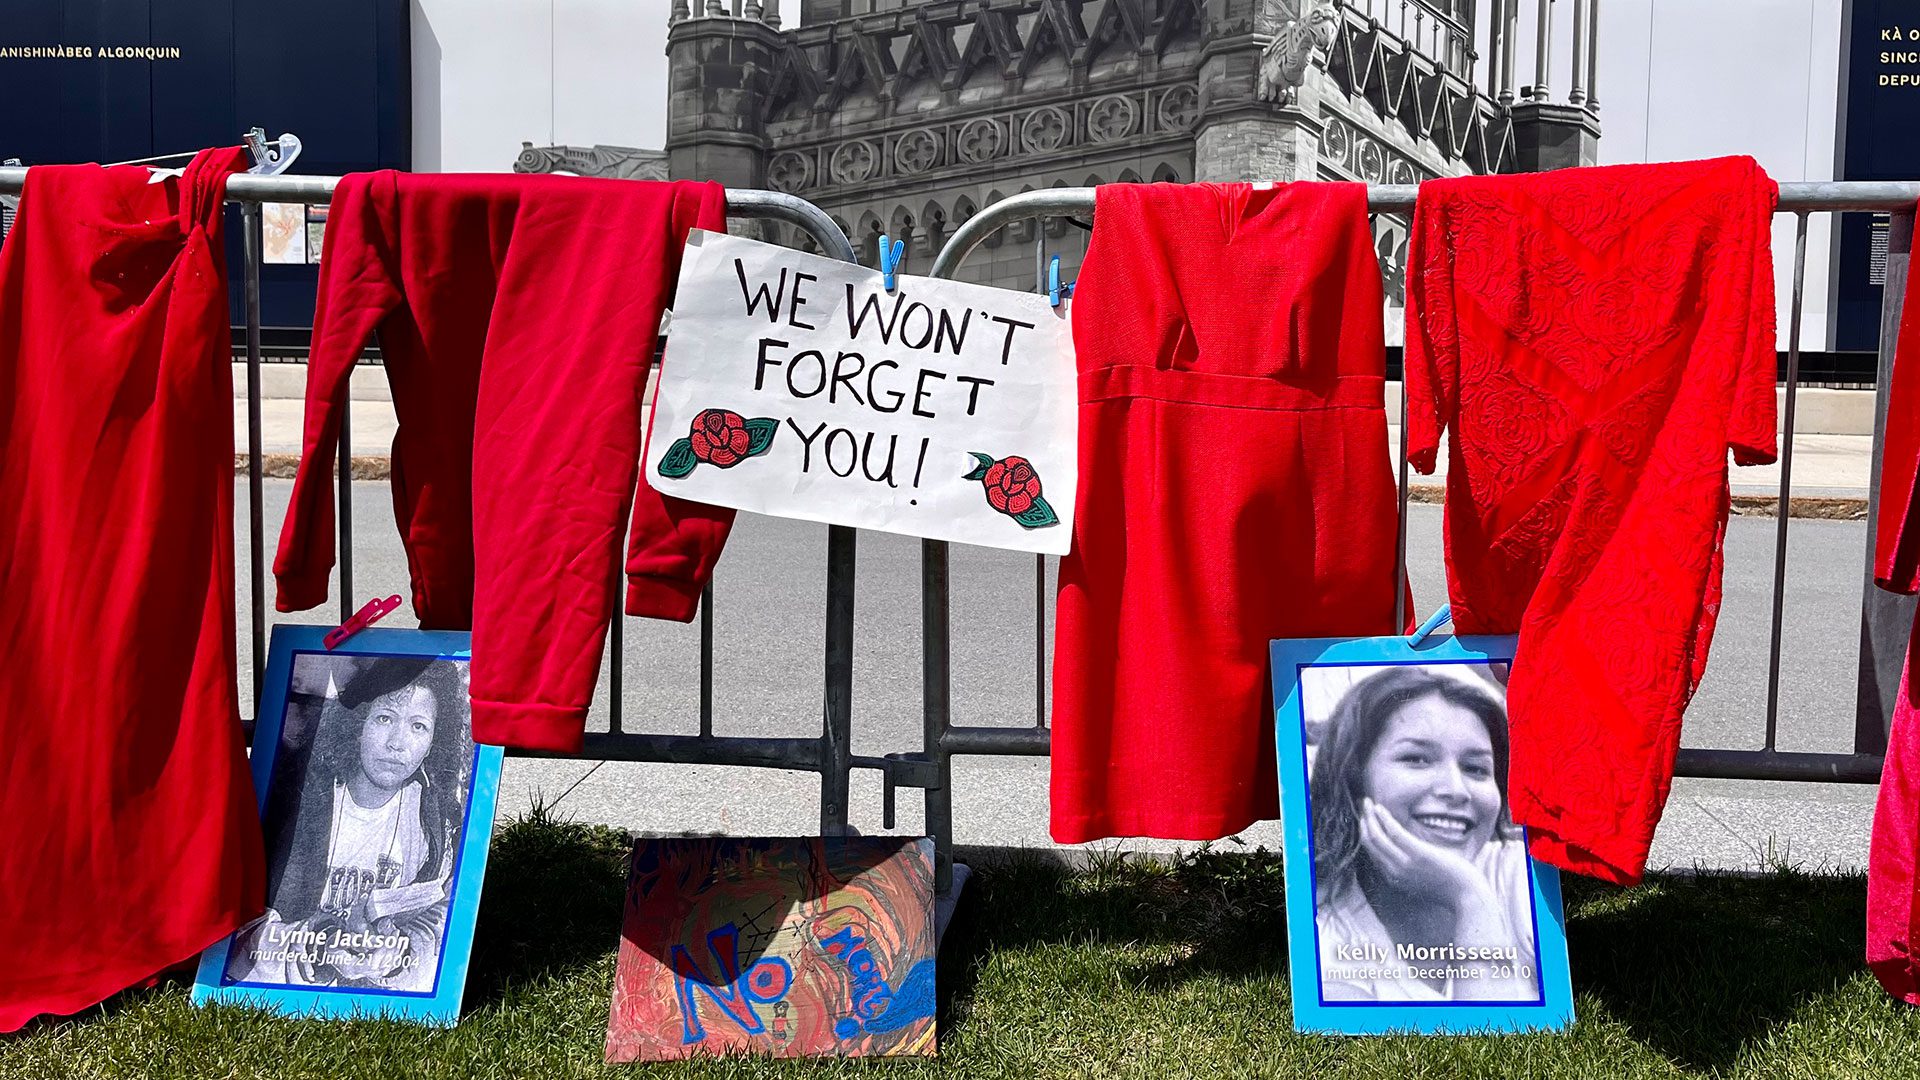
[4,166,1917,898]
[911,182,1920,892]
[0,167,865,837]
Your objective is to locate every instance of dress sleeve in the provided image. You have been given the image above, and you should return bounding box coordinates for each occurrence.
[624,180,737,621]
[1403,184,1458,475]
[1728,167,1780,468]
[273,172,403,612]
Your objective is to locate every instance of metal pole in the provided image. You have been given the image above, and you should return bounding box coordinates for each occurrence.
[1395,354,1411,632]
[1534,0,1552,101]
[337,372,353,619]
[1569,0,1588,105]
[699,581,714,738]
[933,186,1920,278]
[1763,213,1809,751]
[820,525,856,836]
[1501,0,1519,105]
[609,567,625,734]
[1034,233,1049,728]
[1035,555,1048,727]
[1487,0,1506,101]
[923,538,954,892]
[1585,0,1600,111]
[242,204,266,707]
[0,171,1908,221]
[1859,210,1917,756]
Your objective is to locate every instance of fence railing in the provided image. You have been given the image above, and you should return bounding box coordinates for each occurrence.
[2,166,1914,896]
[0,167,867,838]
[917,181,1920,889]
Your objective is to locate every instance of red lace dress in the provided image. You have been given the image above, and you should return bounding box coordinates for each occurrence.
[1404,157,1779,884]
[1051,181,1404,842]
[1868,199,1920,1004]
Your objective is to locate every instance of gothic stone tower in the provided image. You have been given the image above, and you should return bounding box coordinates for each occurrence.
[665,0,1600,294]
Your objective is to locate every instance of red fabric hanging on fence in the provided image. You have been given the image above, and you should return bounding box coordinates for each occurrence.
[1403,157,1780,885]
[273,173,730,753]
[1049,181,1405,843]
[0,149,265,1031]
[1868,201,1920,1006]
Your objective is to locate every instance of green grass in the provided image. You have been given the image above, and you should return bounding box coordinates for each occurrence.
[6,815,1920,1079]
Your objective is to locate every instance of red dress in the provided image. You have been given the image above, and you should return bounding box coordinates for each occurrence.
[275,173,732,753]
[1868,198,1920,1004]
[1050,182,1404,843]
[1404,158,1779,885]
[0,149,264,1030]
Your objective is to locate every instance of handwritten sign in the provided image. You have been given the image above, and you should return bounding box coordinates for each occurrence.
[646,230,1078,554]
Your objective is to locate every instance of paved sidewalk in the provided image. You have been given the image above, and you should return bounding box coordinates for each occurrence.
[239,396,1879,507]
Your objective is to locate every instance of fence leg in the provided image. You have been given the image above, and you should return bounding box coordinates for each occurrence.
[242,204,266,710]
[1857,210,1917,756]
[820,524,856,835]
[922,538,954,893]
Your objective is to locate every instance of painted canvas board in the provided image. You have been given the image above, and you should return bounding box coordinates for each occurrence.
[605,836,937,1061]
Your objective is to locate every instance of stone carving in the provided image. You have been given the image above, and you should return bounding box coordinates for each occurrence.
[1317,112,1436,187]
[1355,138,1384,185]
[1320,110,1351,162]
[895,129,942,174]
[830,140,880,184]
[956,118,1005,163]
[1019,106,1071,153]
[1256,0,1339,107]
[767,151,813,193]
[514,142,669,180]
[1086,95,1138,142]
[1156,84,1199,132]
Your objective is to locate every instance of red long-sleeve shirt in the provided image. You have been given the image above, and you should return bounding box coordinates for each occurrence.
[274,172,733,751]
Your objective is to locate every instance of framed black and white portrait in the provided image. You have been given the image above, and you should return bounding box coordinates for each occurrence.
[193,626,502,1025]
[1271,628,1574,1034]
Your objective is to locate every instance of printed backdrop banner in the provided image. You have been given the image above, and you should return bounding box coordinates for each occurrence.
[647,230,1078,555]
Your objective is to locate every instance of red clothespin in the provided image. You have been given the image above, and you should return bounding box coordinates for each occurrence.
[324,594,402,650]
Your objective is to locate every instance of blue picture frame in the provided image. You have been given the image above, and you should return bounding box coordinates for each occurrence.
[192,625,504,1025]
[1270,629,1575,1035]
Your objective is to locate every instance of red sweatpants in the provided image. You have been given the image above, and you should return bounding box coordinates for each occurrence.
[0,149,264,1030]
[275,174,732,752]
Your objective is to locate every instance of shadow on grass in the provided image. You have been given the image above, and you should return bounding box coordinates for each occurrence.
[1563,867,1868,1070]
[938,845,1876,1072]
[266,805,1877,1074]
[936,843,1295,1030]
[461,806,635,1010]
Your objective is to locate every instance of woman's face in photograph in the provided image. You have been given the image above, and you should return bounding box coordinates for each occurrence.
[1360,692,1500,856]
[356,684,437,792]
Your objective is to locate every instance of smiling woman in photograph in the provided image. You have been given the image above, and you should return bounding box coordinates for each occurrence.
[227,658,472,992]
[1307,665,1538,1002]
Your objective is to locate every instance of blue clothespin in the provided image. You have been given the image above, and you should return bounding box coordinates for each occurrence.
[879,234,905,291]
[1048,255,1075,308]
[1406,604,1452,648]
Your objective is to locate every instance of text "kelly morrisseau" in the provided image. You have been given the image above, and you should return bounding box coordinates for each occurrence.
[0,46,183,60]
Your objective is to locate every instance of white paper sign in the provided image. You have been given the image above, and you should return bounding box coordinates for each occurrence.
[646,229,1078,554]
